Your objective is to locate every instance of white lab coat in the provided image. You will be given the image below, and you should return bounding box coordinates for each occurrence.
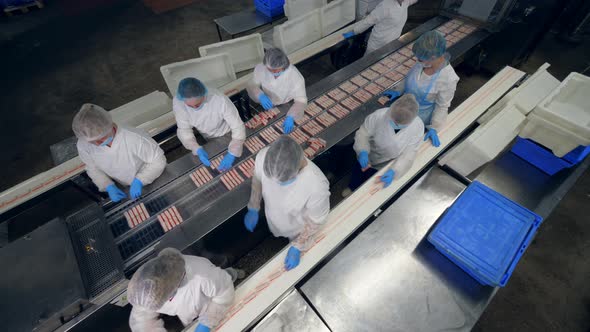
[173,89,246,157]
[250,148,330,249]
[353,108,424,177]
[354,0,418,55]
[77,126,166,191]
[129,255,235,332]
[396,63,460,130]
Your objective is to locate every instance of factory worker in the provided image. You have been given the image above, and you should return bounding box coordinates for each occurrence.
[342,94,423,197]
[247,48,307,135]
[243,136,330,271]
[128,248,243,332]
[343,0,419,55]
[73,104,166,202]
[173,77,246,172]
[383,30,459,147]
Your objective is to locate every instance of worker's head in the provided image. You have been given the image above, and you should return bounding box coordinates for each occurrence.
[263,48,290,77]
[264,135,304,185]
[177,77,208,110]
[72,103,116,145]
[127,248,186,311]
[412,30,447,67]
[389,94,419,128]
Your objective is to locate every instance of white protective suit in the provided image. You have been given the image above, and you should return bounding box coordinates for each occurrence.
[247,64,308,121]
[353,108,424,177]
[173,89,246,157]
[354,0,419,55]
[77,126,166,191]
[129,255,235,332]
[248,148,330,250]
[395,63,460,130]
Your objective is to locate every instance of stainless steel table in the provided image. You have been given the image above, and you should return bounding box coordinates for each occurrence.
[213,10,285,41]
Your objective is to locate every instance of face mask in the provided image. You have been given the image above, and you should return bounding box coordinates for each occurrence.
[279,177,297,186]
[100,136,114,146]
[187,104,204,111]
[390,120,407,131]
[272,71,284,78]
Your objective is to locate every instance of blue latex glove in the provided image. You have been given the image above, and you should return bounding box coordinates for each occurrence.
[380,169,395,188]
[383,90,401,101]
[130,178,143,199]
[218,153,236,172]
[106,184,127,202]
[343,31,355,39]
[195,324,210,332]
[244,208,259,232]
[196,147,211,167]
[283,115,295,134]
[258,93,274,110]
[358,150,369,169]
[424,128,441,147]
[284,246,301,270]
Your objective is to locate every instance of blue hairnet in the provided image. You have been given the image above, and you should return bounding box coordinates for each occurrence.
[263,48,290,70]
[412,31,447,61]
[177,77,207,100]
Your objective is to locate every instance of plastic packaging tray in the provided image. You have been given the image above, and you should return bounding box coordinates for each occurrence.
[320,0,356,36]
[428,181,543,287]
[273,8,322,54]
[199,34,264,72]
[511,137,584,175]
[284,0,326,19]
[160,53,237,95]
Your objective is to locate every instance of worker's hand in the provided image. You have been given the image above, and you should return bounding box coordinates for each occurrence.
[244,208,259,232]
[258,93,274,110]
[284,246,301,271]
[424,128,441,147]
[383,90,401,101]
[380,169,395,188]
[283,115,295,134]
[196,147,211,167]
[130,178,143,199]
[218,153,236,172]
[357,150,369,169]
[342,31,355,39]
[194,324,210,332]
[106,184,127,202]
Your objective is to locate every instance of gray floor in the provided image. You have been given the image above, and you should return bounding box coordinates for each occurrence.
[1,1,589,331]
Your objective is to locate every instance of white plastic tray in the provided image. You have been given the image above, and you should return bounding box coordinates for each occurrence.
[198,34,264,73]
[111,91,171,128]
[160,53,237,95]
[320,0,356,36]
[284,0,326,19]
[273,8,322,54]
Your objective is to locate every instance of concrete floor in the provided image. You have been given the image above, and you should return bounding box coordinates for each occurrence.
[1,1,589,331]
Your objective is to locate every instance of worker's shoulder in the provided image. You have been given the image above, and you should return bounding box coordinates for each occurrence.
[287,65,305,81]
[182,255,219,277]
[255,147,269,164]
[440,64,460,82]
[302,160,329,188]
[407,116,425,133]
[366,108,390,121]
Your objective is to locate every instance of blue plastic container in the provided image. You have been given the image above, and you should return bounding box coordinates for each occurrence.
[511,137,578,175]
[1,0,36,9]
[255,0,284,17]
[428,181,543,287]
[563,145,590,164]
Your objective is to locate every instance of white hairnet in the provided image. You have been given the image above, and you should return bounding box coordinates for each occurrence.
[263,135,303,182]
[72,103,113,141]
[263,48,290,70]
[127,248,186,311]
[390,94,419,125]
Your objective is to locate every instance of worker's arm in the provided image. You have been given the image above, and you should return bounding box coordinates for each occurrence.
[292,183,331,250]
[134,136,167,185]
[78,149,114,192]
[391,125,423,178]
[430,74,459,130]
[246,65,264,102]
[173,99,201,153]
[353,112,379,156]
[407,0,419,5]
[286,71,308,121]
[221,95,246,157]
[129,306,166,332]
[247,175,263,210]
[195,272,235,328]
[353,3,386,35]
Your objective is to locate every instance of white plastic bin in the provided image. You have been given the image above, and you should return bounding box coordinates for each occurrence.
[320,0,356,36]
[199,34,264,73]
[111,91,171,128]
[284,0,326,19]
[160,53,237,95]
[273,8,322,54]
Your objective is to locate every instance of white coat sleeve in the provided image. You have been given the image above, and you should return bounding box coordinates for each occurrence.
[78,148,114,192]
[197,272,235,328]
[431,75,459,131]
[173,100,201,153]
[407,0,419,5]
[287,72,308,121]
[354,4,385,34]
[247,152,265,210]
[221,95,246,157]
[134,136,167,185]
[246,66,264,101]
[292,179,330,251]
[129,306,167,332]
[390,128,422,178]
[353,112,378,155]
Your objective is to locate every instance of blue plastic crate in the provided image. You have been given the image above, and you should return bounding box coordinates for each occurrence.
[255,0,284,17]
[511,137,575,175]
[563,145,590,165]
[255,0,285,7]
[428,181,543,287]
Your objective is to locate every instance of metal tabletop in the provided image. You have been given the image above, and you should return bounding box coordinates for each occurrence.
[213,10,285,41]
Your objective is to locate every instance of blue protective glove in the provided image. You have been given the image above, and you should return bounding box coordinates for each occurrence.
[380,169,395,188]
[244,208,259,232]
[343,31,355,39]
[130,178,143,199]
[358,150,369,169]
[283,115,295,134]
[218,153,236,172]
[196,147,211,167]
[195,324,210,332]
[258,93,274,110]
[383,90,401,101]
[424,128,441,147]
[106,184,127,202]
[284,246,301,270]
